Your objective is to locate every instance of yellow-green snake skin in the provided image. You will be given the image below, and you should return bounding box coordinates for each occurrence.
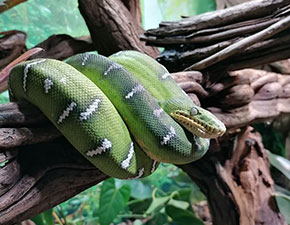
[8,51,226,179]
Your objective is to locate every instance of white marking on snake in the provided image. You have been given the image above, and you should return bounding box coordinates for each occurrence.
[79,99,101,121]
[60,77,66,84]
[86,138,112,157]
[161,65,170,79]
[81,54,90,66]
[57,101,77,124]
[161,126,176,145]
[161,72,170,79]
[194,136,210,151]
[23,59,46,92]
[113,51,123,57]
[120,142,134,169]
[125,84,145,99]
[128,168,145,180]
[104,64,121,75]
[8,86,14,97]
[181,90,188,97]
[151,160,157,174]
[153,108,164,117]
[44,78,53,93]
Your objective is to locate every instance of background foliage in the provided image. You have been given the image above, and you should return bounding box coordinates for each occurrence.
[0,0,89,48]
[1,0,289,224]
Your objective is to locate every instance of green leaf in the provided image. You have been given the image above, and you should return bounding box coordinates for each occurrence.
[0,160,8,168]
[165,205,205,225]
[254,125,286,156]
[267,150,290,179]
[168,199,189,210]
[190,187,206,204]
[146,196,171,214]
[116,179,153,199]
[145,213,168,225]
[129,198,152,214]
[275,185,290,196]
[275,192,290,224]
[0,91,9,104]
[0,0,89,48]
[31,209,53,225]
[173,189,191,202]
[119,184,131,204]
[98,179,126,225]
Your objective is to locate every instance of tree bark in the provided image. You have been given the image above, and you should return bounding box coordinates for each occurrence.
[145,0,288,37]
[0,0,28,14]
[78,0,158,57]
[181,127,286,225]
[0,138,107,225]
[31,34,95,60]
[141,0,290,72]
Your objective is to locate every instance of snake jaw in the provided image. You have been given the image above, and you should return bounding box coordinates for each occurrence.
[171,111,226,138]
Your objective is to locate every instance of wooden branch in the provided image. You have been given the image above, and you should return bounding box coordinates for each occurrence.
[185,15,290,70]
[0,48,43,93]
[120,0,142,26]
[144,0,289,37]
[31,34,95,60]
[0,0,27,14]
[78,0,159,57]
[180,127,287,225]
[142,0,290,72]
[0,127,61,148]
[216,0,254,10]
[206,69,290,130]
[227,45,290,71]
[0,31,27,70]
[141,17,279,46]
[0,102,45,127]
[0,139,107,225]
[0,33,95,94]
[0,30,26,92]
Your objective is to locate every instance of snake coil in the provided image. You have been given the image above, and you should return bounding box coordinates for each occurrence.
[9,51,225,179]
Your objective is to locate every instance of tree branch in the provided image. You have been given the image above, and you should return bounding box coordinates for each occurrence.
[144,0,289,37]
[78,0,158,57]
[181,127,286,225]
[141,0,290,72]
[0,139,107,225]
[185,15,290,70]
[0,0,27,14]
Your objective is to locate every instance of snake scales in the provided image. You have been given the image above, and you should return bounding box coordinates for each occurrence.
[8,51,226,179]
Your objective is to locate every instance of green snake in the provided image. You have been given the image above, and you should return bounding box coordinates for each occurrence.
[8,51,226,179]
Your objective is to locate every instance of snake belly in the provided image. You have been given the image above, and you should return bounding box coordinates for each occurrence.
[8,59,157,179]
[66,53,209,164]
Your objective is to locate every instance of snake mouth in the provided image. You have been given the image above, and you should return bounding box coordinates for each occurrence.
[171,111,226,138]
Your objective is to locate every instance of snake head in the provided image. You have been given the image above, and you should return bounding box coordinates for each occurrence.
[162,98,226,138]
[171,106,226,138]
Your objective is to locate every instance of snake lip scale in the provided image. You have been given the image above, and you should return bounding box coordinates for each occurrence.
[171,111,226,139]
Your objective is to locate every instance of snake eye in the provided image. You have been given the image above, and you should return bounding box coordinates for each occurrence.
[190,107,199,116]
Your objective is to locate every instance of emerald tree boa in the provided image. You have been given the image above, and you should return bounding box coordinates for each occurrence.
[8,51,226,179]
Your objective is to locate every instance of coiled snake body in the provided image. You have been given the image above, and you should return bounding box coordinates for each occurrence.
[9,51,226,179]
